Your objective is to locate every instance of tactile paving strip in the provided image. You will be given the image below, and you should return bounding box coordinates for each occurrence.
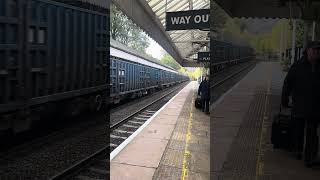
[160,148,184,167]
[153,89,210,179]
[221,92,269,179]
[153,165,182,180]
[167,139,186,151]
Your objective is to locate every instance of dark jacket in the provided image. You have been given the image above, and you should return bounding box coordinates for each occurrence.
[281,56,320,118]
[198,79,211,100]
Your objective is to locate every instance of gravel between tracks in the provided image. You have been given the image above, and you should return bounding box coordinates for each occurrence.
[0,118,106,179]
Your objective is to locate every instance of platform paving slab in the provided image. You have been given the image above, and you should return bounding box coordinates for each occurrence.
[154,82,210,180]
[111,82,209,180]
[212,62,320,180]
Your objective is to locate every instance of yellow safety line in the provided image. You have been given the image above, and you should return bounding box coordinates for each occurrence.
[181,95,194,180]
[255,63,273,180]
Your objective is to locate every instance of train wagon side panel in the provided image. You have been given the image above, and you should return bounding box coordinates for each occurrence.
[110,58,117,97]
[0,0,108,133]
[26,0,108,102]
[0,0,24,114]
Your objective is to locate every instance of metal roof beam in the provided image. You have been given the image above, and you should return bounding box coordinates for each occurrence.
[171,31,191,41]
[150,0,162,9]
[192,0,203,9]
[176,3,190,11]
[157,0,187,14]
[154,0,189,14]
[112,0,184,65]
[153,1,168,13]
[194,1,207,9]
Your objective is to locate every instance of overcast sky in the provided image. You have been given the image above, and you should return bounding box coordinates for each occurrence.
[146,38,167,60]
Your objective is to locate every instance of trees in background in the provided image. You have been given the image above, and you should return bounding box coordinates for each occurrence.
[110,4,150,54]
[211,2,228,33]
[160,55,203,80]
[160,55,182,70]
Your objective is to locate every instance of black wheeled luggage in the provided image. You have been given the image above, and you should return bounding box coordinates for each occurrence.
[271,106,292,149]
[195,96,202,109]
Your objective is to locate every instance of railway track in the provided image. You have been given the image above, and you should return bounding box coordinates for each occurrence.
[210,61,256,106]
[211,62,255,89]
[46,83,187,180]
[48,146,108,180]
[39,62,255,180]
[51,63,253,180]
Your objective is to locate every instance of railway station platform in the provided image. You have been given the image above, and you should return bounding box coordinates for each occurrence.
[212,62,320,180]
[110,81,210,180]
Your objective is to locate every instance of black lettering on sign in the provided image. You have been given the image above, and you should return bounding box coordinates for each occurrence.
[166,9,209,31]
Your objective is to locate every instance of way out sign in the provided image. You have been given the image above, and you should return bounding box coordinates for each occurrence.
[166,9,209,31]
[198,52,210,63]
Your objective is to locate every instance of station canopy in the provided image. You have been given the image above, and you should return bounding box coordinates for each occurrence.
[112,0,209,67]
[215,0,320,19]
[146,0,210,65]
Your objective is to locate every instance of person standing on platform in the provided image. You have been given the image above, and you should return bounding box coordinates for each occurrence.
[281,41,320,167]
[198,75,210,114]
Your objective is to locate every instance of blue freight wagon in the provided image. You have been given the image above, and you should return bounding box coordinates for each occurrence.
[0,0,108,134]
[110,39,189,104]
[211,40,254,73]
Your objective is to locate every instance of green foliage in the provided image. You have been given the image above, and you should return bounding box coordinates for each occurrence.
[190,68,203,80]
[179,67,187,75]
[295,20,305,47]
[184,68,203,81]
[281,58,290,72]
[160,54,182,70]
[220,18,252,45]
[211,2,228,31]
[110,4,150,54]
[245,20,294,54]
[219,18,298,56]
[233,19,247,34]
[160,55,203,80]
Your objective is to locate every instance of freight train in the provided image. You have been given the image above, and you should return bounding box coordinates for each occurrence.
[0,0,108,134]
[0,0,188,135]
[110,39,189,104]
[211,40,254,73]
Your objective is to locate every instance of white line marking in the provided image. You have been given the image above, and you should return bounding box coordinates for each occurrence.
[110,82,191,161]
